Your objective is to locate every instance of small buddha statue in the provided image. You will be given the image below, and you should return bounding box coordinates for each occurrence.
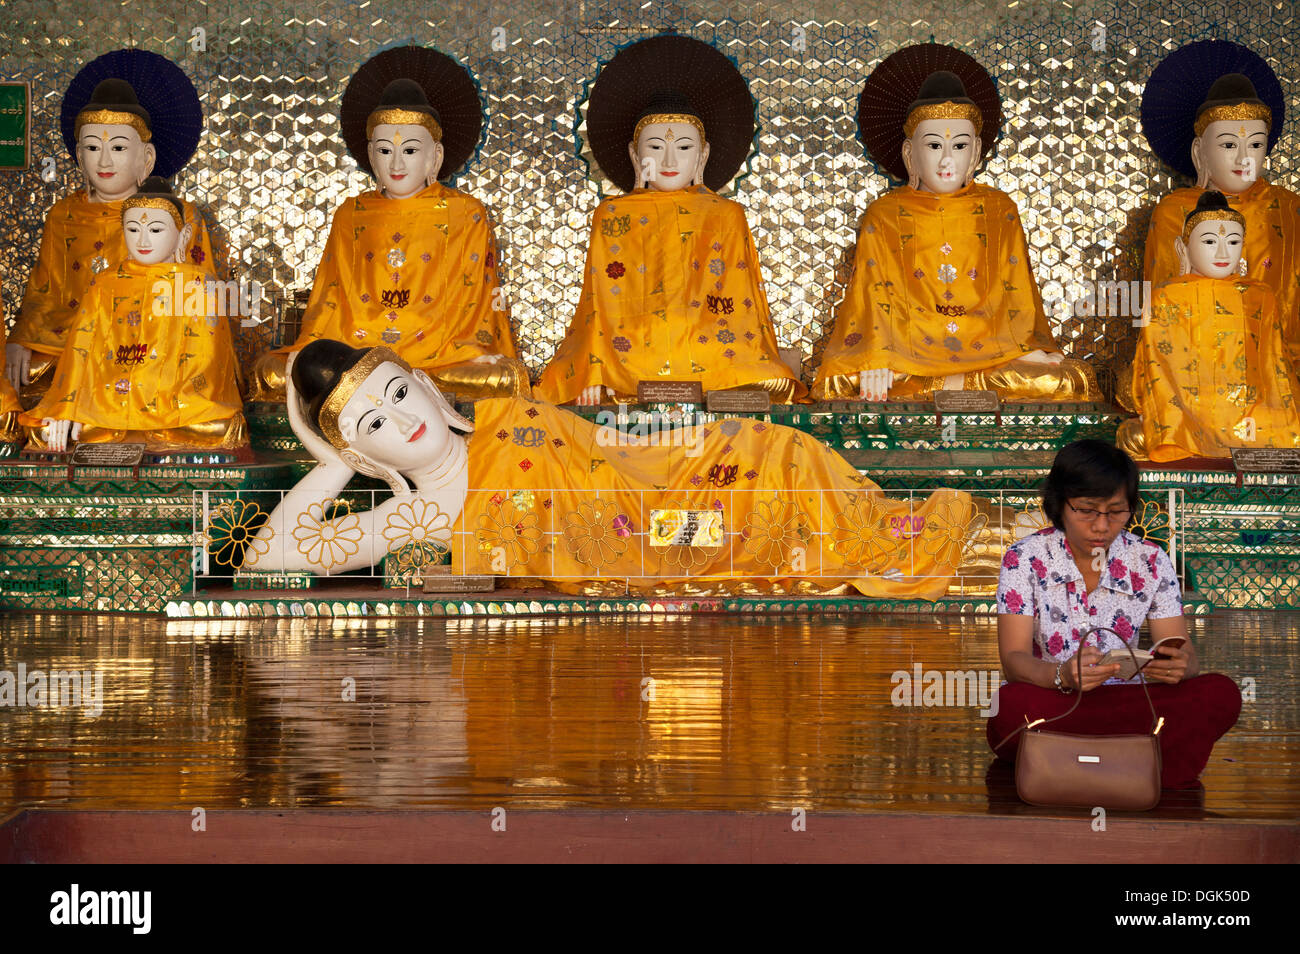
[536,35,804,405]
[813,61,1096,402]
[6,53,217,400]
[21,178,245,452]
[250,48,526,403]
[1117,191,1300,461]
[1140,47,1299,369]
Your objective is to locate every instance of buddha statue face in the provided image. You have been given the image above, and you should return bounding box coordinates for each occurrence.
[367,123,444,199]
[1191,119,1269,194]
[628,120,709,192]
[123,207,189,265]
[901,117,981,194]
[1179,219,1244,279]
[77,123,156,203]
[336,361,457,475]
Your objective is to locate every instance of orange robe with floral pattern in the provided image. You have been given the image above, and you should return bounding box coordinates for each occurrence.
[536,186,804,403]
[9,190,219,358]
[815,183,1059,387]
[21,261,243,436]
[280,181,517,371]
[453,397,975,598]
[1131,275,1300,461]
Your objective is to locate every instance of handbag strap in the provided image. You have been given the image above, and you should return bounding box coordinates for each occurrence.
[993,626,1162,752]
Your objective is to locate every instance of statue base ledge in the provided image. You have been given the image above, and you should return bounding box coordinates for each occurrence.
[160,588,1216,620]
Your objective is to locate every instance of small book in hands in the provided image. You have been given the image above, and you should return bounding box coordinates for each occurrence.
[1100,636,1186,681]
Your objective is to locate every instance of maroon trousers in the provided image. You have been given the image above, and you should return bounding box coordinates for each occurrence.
[986,673,1242,789]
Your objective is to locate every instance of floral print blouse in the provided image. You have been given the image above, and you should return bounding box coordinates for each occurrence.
[996,527,1182,683]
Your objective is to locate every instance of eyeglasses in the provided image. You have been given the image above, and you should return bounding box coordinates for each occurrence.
[1066,502,1132,523]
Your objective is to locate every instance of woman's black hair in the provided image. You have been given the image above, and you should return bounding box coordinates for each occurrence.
[1041,439,1139,530]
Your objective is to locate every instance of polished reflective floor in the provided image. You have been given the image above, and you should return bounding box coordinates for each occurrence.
[0,610,1294,818]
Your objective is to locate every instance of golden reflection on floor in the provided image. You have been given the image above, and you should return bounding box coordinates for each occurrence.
[0,611,1294,817]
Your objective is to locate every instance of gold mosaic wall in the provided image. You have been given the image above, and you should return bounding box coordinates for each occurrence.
[0,0,1296,393]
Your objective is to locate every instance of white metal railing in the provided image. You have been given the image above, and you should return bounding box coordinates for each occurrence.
[190,486,1184,592]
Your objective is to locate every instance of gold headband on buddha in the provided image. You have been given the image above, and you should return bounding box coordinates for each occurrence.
[121,196,185,229]
[319,346,410,449]
[632,112,708,146]
[903,101,984,138]
[1194,102,1272,138]
[366,108,443,142]
[1183,208,1246,241]
[75,109,152,143]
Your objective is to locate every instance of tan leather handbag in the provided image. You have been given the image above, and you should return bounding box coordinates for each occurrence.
[995,628,1165,811]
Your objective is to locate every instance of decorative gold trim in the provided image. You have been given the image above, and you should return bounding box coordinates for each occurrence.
[75,109,151,142]
[1183,208,1246,240]
[1194,102,1272,137]
[319,347,410,449]
[903,101,983,138]
[632,113,707,146]
[121,195,184,228]
[366,108,443,142]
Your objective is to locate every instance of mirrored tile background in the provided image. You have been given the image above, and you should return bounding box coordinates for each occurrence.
[0,0,1295,394]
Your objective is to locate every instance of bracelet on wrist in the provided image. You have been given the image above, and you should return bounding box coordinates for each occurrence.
[1054,659,1074,693]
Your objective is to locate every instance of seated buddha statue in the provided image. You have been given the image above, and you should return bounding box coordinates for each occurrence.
[22,178,245,452]
[250,47,526,403]
[6,51,217,401]
[1116,191,1300,461]
[1139,44,1299,370]
[813,58,1095,402]
[239,339,987,598]
[536,35,804,405]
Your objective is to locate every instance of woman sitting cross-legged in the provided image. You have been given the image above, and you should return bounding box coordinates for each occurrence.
[986,439,1240,790]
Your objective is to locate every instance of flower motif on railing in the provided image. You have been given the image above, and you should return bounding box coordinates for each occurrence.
[292,498,364,571]
[204,498,270,569]
[1129,497,1171,546]
[831,493,895,573]
[476,495,543,569]
[562,498,629,571]
[919,497,988,570]
[742,498,809,570]
[382,498,452,568]
[1016,498,1053,535]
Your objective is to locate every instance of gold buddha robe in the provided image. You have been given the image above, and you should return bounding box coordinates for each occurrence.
[452,397,977,598]
[9,190,218,367]
[1144,180,1300,368]
[21,261,245,449]
[813,183,1095,401]
[535,186,805,404]
[0,307,22,440]
[271,182,524,399]
[1121,276,1300,461]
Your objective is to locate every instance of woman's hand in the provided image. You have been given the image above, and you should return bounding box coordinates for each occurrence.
[1143,642,1190,685]
[1060,645,1120,692]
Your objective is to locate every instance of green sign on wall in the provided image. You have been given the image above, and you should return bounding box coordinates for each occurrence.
[0,82,30,170]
